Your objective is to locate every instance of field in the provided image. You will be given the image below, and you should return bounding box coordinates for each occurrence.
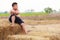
[0,12,48,17]
[0,12,60,40]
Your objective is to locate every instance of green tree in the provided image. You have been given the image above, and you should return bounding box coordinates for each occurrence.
[44,7,53,13]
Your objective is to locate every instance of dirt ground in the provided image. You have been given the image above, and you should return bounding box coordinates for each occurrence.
[0,19,60,40]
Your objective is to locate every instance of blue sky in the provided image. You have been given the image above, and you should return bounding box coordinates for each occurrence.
[0,0,60,12]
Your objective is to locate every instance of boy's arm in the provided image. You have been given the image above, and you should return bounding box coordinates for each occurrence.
[11,10,21,18]
[11,10,16,14]
[11,10,19,15]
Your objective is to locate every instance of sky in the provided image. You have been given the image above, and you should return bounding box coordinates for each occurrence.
[0,0,60,12]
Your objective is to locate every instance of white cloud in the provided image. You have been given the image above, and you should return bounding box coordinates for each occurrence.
[0,0,60,12]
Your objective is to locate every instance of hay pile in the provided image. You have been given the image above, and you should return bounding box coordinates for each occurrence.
[7,35,49,40]
[0,19,21,40]
[6,32,60,40]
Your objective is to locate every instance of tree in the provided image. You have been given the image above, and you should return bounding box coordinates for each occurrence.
[44,7,53,13]
[4,11,8,13]
[25,9,34,12]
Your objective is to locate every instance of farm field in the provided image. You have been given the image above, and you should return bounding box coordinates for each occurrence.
[0,0,60,40]
[0,18,60,40]
[0,12,48,17]
[0,12,60,40]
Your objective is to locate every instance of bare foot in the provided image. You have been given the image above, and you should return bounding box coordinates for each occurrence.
[27,30,31,32]
[24,31,27,34]
[11,24,15,28]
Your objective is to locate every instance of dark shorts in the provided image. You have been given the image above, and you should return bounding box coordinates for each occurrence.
[9,14,24,24]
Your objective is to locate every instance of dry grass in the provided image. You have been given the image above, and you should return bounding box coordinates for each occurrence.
[0,19,60,40]
[0,19,22,40]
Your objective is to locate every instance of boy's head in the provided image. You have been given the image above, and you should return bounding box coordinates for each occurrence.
[12,2,18,10]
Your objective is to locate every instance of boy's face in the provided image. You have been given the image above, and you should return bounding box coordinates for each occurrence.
[13,4,18,10]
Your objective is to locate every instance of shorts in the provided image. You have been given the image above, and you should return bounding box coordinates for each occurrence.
[9,14,24,24]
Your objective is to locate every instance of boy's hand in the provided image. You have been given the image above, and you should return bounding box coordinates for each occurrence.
[11,10,16,13]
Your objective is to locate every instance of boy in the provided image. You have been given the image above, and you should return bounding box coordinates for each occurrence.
[9,2,27,34]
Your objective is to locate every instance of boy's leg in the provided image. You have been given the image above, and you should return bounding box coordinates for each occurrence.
[20,23,27,34]
[11,16,15,27]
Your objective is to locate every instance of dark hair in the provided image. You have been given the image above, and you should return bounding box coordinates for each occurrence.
[12,2,17,7]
